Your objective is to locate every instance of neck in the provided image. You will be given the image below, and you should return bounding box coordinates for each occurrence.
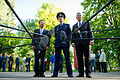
[60,21,63,24]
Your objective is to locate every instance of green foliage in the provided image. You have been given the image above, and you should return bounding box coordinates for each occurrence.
[0,0,16,55]
[81,0,120,69]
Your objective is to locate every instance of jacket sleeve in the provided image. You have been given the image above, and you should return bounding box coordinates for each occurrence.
[47,30,51,47]
[72,25,75,43]
[87,22,93,39]
[31,30,36,46]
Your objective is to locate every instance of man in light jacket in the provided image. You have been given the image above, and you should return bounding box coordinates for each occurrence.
[100,49,107,73]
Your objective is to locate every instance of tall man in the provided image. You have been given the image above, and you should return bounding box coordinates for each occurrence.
[25,54,31,72]
[8,53,14,72]
[51,12,73,77]
[97,50,101,72]
[32,20,50,77]
[15,55,20,72]
[72,12,93,78]
[90,51,96,72]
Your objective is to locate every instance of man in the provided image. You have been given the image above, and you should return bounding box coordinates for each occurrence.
[50,52,55,73]
[72,12,93,78]
[100,49,107,73]
[0,53,3,72]
[25,54,31,72]
[51,12,73,77]
[8,53,14,72]
[15,55,20,72]
[32,20,50,77]
[90,51,96,72]
[3,53,8,72]
[97,50,101,72]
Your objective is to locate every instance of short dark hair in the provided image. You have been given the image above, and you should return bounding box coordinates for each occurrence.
[39,20,44,24]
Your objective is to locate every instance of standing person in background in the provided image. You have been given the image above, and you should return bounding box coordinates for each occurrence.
[51,12,73,77]
[100,49,107,73]
[8,53,14,72]
[25,54,31,72]
[21,56,26,72]
[44,57,47,72]
[97,50,101,72]
[3,53,8,72]
[50,52,55,73]
[15,55,20,72]
[59,54,63,73]
[0,53,3,72]
[72,12,93,78]
[90,51,96,72]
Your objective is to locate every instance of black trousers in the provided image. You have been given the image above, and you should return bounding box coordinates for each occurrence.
[75,44,90,75]
[101,62,107,73]
[53,47,73,76]
[34,49,46,75]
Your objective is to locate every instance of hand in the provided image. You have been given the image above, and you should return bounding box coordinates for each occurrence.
[72,43,75,47]
[90,40,94,46]
[32,46,34,50]
[46,46,49,50]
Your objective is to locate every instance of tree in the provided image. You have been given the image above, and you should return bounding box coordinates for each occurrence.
[81,0,120,70]
[0,0,16,55]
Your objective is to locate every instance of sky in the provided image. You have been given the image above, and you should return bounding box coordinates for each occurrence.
[14,0,84,27]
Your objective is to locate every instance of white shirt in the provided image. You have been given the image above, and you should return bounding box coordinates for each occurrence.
[91,53,95,60]
[23,57,26,62]
[100,52,106,62]
[40,28,44,35]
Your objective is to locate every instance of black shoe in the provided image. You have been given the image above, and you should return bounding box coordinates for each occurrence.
[68,75,73,77]
[86,75,91,78]
[39,74,45,77]
[33,74,39,77]
[51,75,57,77]
[76,74,84,77]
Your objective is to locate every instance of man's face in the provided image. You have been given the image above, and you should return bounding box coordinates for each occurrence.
[39,21,44,28]
[98,50,100,53]
[58,16,64,22]
[76,13,82,21]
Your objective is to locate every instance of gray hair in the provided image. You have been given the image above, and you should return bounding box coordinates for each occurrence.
[101,49,104,52]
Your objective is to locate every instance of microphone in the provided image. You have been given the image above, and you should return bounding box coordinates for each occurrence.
[38,35,49,50]
[60,31,67,43]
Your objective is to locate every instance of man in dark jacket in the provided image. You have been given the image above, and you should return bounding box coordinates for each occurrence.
[15,55,20,72]
[0,53,3,72]
[25,54,31,72]
[72,12,93,78]
[8,53,14,72]
[51,12,73,77]
[32,20,50,77]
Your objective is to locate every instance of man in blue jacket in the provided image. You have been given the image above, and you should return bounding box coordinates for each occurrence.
[50,52,55,73]
[51,12,73,77]
[15,55,20,72]
[25,54,31,72]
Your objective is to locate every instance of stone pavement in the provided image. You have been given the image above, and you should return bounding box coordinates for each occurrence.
[0,71,120,80]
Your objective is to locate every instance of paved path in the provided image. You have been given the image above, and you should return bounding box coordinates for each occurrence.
[0,71,120,80]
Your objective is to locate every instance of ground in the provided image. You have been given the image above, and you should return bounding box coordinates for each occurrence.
[0,71,120,80]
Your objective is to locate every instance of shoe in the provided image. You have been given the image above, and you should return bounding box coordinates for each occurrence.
[39,74,45,77]
[51,75,57,77]
[33,74,39,77]
[86,75,91,78]
[68,75,73,77]
[76,74,84,77]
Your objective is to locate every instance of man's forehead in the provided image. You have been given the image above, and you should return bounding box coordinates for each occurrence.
[40,21,44,23]
[77,13,82,16]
